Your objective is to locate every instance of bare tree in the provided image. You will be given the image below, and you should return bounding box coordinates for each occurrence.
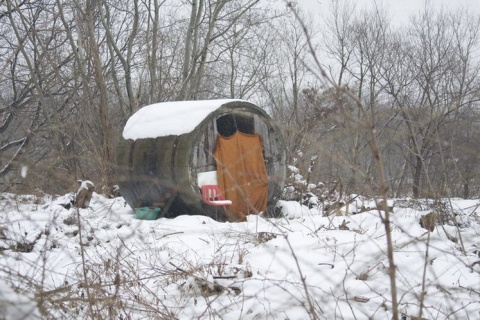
[1,0,288,193]
[1,0,80,192]
[309,2,396,194]
[261,14,316,165]
[382,8,480,197]
[177,0,264,100]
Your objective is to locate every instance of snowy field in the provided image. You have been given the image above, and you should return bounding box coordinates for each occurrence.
[0,192,479,319]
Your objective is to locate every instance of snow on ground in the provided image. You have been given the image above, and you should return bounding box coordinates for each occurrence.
[0,192,479,319]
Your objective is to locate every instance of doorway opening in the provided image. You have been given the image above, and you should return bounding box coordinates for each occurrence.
[216,114,254,137]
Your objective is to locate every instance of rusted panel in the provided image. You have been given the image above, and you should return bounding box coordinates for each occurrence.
[193,120,217,174]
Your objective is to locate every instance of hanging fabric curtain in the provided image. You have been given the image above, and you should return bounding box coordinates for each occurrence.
[213,132,268,221]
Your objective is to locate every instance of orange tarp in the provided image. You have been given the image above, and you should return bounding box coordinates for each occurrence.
[213,132,268,221]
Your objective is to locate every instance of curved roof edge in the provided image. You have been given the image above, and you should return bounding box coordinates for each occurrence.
[122,99,250,140]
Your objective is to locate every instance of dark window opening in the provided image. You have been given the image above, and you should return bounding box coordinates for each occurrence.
[216,114,254,137]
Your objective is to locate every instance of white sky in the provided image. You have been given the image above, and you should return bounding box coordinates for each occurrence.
[301,0,480,27]
[292,0,480,85]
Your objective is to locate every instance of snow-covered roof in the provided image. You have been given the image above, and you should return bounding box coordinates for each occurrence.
[122,99,247,140]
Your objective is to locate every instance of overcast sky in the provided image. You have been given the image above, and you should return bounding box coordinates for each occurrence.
[300,0,480,27]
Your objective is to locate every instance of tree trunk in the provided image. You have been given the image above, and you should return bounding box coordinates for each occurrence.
[177,0,202,100]
[394,159,408,198]
[412,154,423,198]
[463,181,469,199]
[86,0,112,188]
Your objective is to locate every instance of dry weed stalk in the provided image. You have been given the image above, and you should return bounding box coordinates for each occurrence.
[288,4,400,319]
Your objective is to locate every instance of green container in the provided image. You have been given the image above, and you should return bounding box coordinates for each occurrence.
[134,207,161,220]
